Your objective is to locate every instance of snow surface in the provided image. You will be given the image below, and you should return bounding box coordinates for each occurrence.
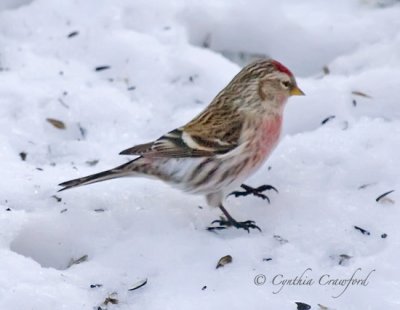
[0,0,400,309]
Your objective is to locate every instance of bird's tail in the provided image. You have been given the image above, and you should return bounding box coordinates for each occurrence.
[58,160,139,192]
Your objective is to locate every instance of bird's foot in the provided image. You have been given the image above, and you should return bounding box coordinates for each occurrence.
[229,184,278,203]
[207,217,261,233]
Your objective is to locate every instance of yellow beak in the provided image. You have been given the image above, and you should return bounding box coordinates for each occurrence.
[290,86,305,96]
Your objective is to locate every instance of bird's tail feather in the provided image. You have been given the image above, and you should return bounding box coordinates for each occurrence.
[58,160,138,192]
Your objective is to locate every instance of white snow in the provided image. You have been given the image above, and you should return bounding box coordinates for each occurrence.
[0,0,399,309]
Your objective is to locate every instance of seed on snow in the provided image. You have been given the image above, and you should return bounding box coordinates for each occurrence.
[216,255,232,269]
[354,226,370,236]
[68,254,88,267]
[128,278,148,291]
[46,118,66,129]
[376,190,395,204]
[295,301,311,310]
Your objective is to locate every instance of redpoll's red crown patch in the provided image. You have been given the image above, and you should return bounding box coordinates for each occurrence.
[271,60,293,77]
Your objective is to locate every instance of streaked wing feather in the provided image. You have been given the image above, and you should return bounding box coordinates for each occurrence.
[120,101,243,158]
[119,120,241,158]
[183,104,243,151]
[119,142,154,155]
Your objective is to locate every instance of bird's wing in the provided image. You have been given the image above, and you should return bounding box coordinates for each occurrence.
[119,110,243,158]
[119,128,210,157]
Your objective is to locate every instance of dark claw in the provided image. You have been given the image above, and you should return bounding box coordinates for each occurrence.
[207,217,262,233]
[229,184,278,203]
[207,226,227,231]
[254,184,279,193]
[230,190,269,200]
[211,219,224,225]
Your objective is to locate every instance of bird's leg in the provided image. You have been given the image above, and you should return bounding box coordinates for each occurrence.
[207,204,261,233]
[229,184,278,203]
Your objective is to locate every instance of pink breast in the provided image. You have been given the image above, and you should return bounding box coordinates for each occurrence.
[253,115,282,165]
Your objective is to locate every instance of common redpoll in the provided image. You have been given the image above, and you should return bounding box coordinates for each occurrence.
[59,59,304,232]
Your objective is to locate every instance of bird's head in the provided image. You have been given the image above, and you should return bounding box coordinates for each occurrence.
[228,59,304,113]
[267,60,304,96]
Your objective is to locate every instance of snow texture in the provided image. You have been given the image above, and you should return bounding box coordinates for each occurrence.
[0,0,400,309]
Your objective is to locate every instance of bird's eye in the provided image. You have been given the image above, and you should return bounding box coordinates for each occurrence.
[281,81,291,89]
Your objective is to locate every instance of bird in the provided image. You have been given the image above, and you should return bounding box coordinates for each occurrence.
[58,59,304,232]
